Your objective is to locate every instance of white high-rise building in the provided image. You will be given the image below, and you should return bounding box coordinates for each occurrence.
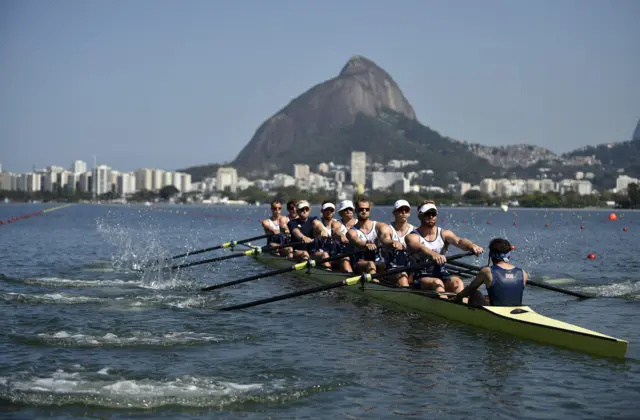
[19,173,41,192]
[93,165,112,195]
[216,167,238,193]
[180,173,191,193]
[135,168,153,191]
[163,171,173,188]
[117,172,137,196]
[480,178,496,195]
[293,164,310,180]
[350,151,366,186]
[79,171,92,192]
[72,160,87,174]
[152,169,164,191]
[616,175,639,193]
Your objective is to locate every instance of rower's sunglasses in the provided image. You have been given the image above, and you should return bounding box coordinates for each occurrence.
[271,206,282,210]
[299,207,310,212]
[287,206,295,211]
[423,211,438,218]
[396,207,411,213]
[357,207,370,212]
[322,208,335,212]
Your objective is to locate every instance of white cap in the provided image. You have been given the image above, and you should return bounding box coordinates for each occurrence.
[321,202,335,211]
[297,200,310,209]
[338,200,354,212]
[394,199,411,210]
[418,203,437,214]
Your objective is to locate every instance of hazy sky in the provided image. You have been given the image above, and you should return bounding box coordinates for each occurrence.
[1,0,638,173]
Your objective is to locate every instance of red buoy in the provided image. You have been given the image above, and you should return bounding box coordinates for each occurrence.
[545,223,550,228]
[587,253,596,260]
[623,227,628,232]
[580,225,585,230]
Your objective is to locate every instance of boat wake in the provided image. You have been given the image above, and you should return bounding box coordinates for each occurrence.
[11,330,226,348]
[0,367,348,409]
[580,280,640,300]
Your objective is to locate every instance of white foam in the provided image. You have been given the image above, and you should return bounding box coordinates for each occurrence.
[0,369,264,408]
[35,330,223,346]
[581,280,640,298]
[2,292,107,305]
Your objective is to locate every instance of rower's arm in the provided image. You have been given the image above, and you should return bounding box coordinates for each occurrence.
[377,223,398,249]
[291,227,311,242]
[331,220,348,243]
[262,220,278,235]
[347,228,367,248]
[405,233,441,259]
[280,218,291,236]
[442,230,483,255]
[312,219,329,237]
[457,267,491,299]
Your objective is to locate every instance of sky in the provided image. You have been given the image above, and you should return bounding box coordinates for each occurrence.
[1,0,638,173]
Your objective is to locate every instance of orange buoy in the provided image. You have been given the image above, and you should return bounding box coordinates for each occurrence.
[609,213,617,221]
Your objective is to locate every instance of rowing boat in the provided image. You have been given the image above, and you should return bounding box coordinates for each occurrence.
[252,254,628,359]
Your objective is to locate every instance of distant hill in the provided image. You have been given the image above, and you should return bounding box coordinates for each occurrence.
[179,55,640,187]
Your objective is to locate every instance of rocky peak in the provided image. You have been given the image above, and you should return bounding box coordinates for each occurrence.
[233,55,417,170]
[339,55,385,76]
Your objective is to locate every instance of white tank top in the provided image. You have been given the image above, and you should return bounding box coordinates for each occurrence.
[321,218,336,235]
[412,227,446,254]
[353,221,378,244]
[390,222,415,247]
[267,218,280,233]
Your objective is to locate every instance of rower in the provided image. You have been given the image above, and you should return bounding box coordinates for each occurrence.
[287,200,331,267]
[405,200,484,296]
[346,199,387,275]
[330,200,357,272]
[261,199,289,255]
[314,200,338,266]
[456,238,528,307]
[379,199,415,287]
[279,199,298,258]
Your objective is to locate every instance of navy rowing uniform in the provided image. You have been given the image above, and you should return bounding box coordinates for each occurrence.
[487,265,525,306]
[287,217,318,252]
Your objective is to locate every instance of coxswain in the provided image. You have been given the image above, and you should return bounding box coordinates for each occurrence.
[456,238,528,307]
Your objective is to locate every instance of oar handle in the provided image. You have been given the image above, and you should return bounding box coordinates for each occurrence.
[217,251,474,310]
[169,241,304,271]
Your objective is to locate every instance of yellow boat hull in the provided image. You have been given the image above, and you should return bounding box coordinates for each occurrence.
[254,255,628,359]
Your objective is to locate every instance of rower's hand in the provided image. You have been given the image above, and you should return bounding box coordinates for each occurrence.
[302,236,313,244]
[341,236,349,244]
[365,243,377,252]
[471,244,484,256]
[431,253,447,265]
[392,241,404,251]
[320,231,330,238]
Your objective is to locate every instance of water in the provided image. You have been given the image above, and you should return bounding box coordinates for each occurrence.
[1,203,639,419]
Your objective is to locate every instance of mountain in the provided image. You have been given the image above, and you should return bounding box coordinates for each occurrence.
[233,55,418,172]
[560,119,640,176]
[179,55,640,187]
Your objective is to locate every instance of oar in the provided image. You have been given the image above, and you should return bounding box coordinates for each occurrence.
[217,251,474,311]
[141,234,271,268]
[200,248,364,292]
[168,241,302,271]
[446,260,593,299]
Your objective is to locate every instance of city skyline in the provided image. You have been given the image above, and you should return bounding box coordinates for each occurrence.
[1,0,639,173]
